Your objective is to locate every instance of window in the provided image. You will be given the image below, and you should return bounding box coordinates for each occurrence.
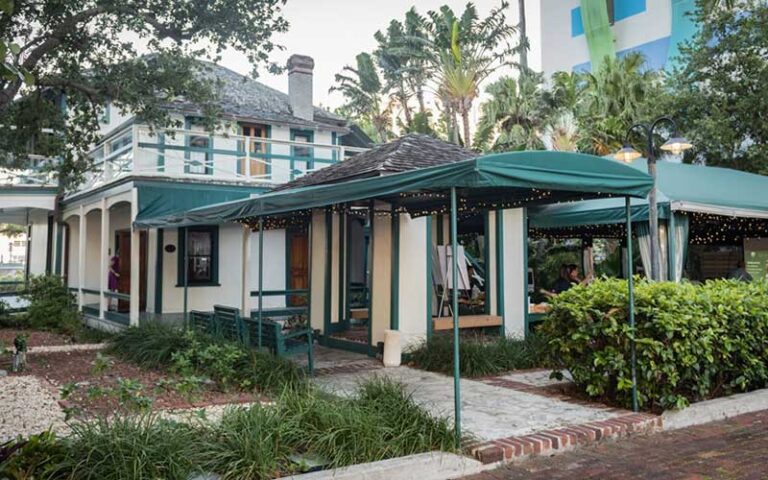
[240,123,269,177]
[290,129,314,178]
[188,135,211,174]
[177,226,219,286]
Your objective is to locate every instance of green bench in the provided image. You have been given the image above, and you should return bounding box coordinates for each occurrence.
[189,306,313,374]
[243,312,313,374]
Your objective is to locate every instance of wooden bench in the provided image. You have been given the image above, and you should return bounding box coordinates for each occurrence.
[213,305,243,342]
[243,313,314,374]
[432,315,503,331]
[190,310,215,336]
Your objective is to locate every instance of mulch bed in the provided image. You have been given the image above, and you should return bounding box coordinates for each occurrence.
[0,328,77,348]
[10,350,261,418]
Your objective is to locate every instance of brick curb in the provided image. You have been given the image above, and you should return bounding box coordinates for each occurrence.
[469,413,663,464]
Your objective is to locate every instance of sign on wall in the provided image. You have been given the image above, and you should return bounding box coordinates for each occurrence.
[744,238,768,281]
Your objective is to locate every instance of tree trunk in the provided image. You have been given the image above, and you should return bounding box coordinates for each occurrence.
[461,106,471,148]
[400,89,413,127]
[518,0,528,71]
[416,86,426,114]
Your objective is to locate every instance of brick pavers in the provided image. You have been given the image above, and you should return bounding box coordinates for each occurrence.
[463,410,768,480]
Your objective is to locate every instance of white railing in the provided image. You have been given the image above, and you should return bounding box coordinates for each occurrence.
[75,125,367,193]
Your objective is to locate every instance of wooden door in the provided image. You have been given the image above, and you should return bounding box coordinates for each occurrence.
[115,230,148,312]
[241,124,267,178]
[288,230,309,306]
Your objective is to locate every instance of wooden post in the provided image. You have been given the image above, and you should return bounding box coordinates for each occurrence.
[99,198,109,319]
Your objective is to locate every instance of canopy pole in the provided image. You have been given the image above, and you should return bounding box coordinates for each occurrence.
[258,217,264,349]
[625,197,638,412]
[183,227,189,330]
[450,187,462,447]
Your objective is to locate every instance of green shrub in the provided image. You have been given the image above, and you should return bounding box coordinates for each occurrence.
[21,274,81,335]
[408,333,549,377]
[542,278,768,410]
[109,323,305,394]
[0,431,69,479]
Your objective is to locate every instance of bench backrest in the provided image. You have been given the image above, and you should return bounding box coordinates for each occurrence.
[190,310,214,335]
[213,304,242,341]
[244,314,282,350]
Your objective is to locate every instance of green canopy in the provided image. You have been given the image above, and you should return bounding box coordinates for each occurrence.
[530,159,768,230]
[135,151,654,228]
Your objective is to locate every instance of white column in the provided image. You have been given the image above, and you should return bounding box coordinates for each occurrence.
[78,205,87,310]
[241,225,252,314]
[99,199,109,319]
[129,188,140,326]
[502,208,526,337]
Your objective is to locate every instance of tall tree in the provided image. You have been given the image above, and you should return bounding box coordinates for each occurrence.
[665,0,768,173]
[331,52,393,143]
[517,0,528,71]
[0,0,288,187]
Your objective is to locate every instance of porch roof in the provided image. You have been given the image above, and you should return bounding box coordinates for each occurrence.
[529,159,768,230]
[134,150,654,228]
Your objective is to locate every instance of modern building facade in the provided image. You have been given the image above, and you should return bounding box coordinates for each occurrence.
[529,0,699,75]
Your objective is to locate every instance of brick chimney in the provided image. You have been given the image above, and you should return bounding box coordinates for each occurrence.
[287,54,315,121]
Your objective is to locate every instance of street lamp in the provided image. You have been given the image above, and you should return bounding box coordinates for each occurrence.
[614,116,693,281]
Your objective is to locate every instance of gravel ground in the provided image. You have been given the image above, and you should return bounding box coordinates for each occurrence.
[0,375,69,443]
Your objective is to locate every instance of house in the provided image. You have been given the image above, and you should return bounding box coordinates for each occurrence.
[1,54,369,329]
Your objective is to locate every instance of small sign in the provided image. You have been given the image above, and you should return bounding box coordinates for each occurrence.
[164,244,176,253]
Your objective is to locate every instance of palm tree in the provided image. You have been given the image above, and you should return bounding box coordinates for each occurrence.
[473,73,549,152]
[539,112,580,152]
[517,0,529,71]
[428,2,519,146]
[330,53,393,143]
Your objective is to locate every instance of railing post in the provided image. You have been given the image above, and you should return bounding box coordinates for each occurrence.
[99,198,109,319]
[245,137,252,179]
[339,146,346,162]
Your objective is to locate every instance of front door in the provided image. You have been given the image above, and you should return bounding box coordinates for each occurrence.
[115,230,148,312]
[241,124,268,178]
[288,230,309,306]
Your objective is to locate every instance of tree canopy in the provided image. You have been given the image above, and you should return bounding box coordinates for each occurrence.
[0,0,288,187]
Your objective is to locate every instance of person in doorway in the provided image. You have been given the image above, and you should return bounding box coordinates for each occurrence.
[728,260,753,282]
[108,252,120,310]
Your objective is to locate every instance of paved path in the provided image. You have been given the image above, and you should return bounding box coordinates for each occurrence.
[314,364,625,441]
[463,410,768,480]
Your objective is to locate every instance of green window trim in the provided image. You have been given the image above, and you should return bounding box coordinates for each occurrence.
[155,228,164,313]
[238,123,273,176]
[157,133,165,172]
[495,210,505,333]
[184,117,214,175]
[176,225,219,287]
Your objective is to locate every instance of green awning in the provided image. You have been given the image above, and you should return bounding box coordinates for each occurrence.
[530,159,768,230]
[135,151,653,229]
[136,182,267,222]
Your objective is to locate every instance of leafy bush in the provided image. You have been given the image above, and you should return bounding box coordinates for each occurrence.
[408,333,549,377]
[21,274,81,335]
[542,278,768,411]
[0,431,68,479]
[109,323,305,394]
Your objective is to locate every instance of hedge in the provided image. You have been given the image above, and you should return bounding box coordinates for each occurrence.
[541,278,768,411]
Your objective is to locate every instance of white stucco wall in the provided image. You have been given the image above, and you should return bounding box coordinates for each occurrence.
[309,209,326,331]
[370,202,392,347]
[64,216,80,288]
[27,211,50,276]
[83,209,102,290]
[397,214,429,349]
[501,208,526,337]
[247,228,288,311]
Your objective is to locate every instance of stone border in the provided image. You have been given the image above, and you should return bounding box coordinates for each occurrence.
[468,413,662,464]
[661,388,768,430]
[313,361,383,377]
[284,451,489,480]
[28,343,108,354]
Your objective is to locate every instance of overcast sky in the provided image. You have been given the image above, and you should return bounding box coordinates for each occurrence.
[212,0,532,111]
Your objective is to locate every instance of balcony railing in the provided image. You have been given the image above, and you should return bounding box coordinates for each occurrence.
[77,125,367,192]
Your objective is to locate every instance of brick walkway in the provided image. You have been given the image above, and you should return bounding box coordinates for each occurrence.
[464,410,768,480]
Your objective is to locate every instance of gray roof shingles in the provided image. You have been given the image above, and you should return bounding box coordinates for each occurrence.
[168,62,348,131]
[274,134,475,191]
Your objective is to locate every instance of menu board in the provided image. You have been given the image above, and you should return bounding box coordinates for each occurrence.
[744,238,768,281]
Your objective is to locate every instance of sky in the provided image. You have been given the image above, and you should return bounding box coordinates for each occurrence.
[211,0,533,111]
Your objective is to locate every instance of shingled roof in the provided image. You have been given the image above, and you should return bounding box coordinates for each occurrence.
[167,61,348,132]
[274,134,476,191]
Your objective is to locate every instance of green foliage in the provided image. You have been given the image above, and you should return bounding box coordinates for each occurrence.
[0,0,288,185]
[21,274,80,335]
[109,322,305,394]
[0,431,68,479]
[665,0,768,173]
[10,379,457,479]
[408,333,549,377]
[542,278,768,410]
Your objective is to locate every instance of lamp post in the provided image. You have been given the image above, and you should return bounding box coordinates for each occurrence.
[614,116,693,281]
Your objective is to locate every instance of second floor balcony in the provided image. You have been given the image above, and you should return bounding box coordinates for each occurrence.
[78,124,367,193]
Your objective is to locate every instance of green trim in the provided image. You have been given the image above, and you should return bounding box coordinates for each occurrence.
[390,208,400,330]
[323,210,333,334]
[522,208,529,337]
[0,186,59,195]
[157,133,165,172]
[331,132,338,161]
[426,215,433,339]
[183,117,214,175]
[176,225,219,286]
[321,335,374,355]
[45,215,53,275]
[54,222,63,276]
[483,211,491,315]
[290,129,315,180]
[367,202,374,349]
[338,212,346,324]
[495,210,505,333]
[436,214,443,245]
[155,229,164,314]
[345,214,353,322]
[667,215,676,282]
